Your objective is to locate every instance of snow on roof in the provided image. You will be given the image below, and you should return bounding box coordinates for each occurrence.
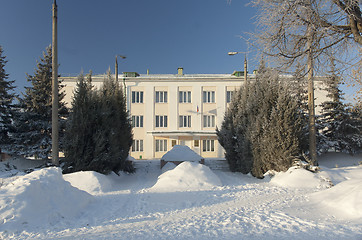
[161,145,203,162]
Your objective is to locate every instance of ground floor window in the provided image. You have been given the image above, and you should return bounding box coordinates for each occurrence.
[156,139,167,152]
[202,139,215,152]
[132,140,143,152]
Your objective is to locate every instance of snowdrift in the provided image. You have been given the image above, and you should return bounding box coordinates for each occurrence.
[0,167,92,231]
[63,171,115,194]
[268,167,330,189]
[150,161,222,192]
[310,179,362,220]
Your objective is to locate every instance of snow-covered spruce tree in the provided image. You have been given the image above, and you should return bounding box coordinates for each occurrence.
[317,59,361,154]
[11,46,68,159]
[64,70,133,174]
[340,104,362,154]
[218,65,304,178]
[291,63,310,155]
[0,46,16,146]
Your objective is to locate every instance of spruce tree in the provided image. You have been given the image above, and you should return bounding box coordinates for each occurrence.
[64,70,133,174]
[63,72,95,171]
[11,46,68,159]
[292,63,310,156]
[340,104,362,153]
[218,64,305,178]
[317,59,361,154]
[0,46,16,146]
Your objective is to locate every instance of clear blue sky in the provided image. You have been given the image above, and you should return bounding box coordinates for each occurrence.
[0,0,257,94]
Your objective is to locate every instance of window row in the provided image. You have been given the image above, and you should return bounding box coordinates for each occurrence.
[132,115,216,128]
[131,139,215,152]
[131,90,236,104]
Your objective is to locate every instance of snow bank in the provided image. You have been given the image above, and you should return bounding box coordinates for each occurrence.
[150,161,222,192]
[269,167,330,189]
[0,167,92,231]
[63,171,114,194]
[161,145,202,161]
[310,179,362,220]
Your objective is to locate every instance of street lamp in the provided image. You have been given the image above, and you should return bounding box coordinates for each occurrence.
[228,51,248,86]
[115,55,126,83]
[115,55,127,97]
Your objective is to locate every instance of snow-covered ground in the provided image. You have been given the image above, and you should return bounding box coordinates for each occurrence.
[0,152,361,240]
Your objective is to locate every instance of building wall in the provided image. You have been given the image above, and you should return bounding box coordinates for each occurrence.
[61,73,328,160]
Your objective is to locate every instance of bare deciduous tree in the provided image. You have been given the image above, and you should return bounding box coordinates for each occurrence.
[249,0,361,165]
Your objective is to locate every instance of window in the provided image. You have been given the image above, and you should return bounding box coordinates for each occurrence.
[132,140,143,152]
[203,91,215,103]
[155,91,167,103]
[203,115,216,128]
[155,115,168,128]
[156,139,167,152]
[132,115,143,128]
[179,91,191,103]
[227,91,234,103]
[194,140,200,147]
[172,140,177,147]
[131,91,144,103]
[202,139,215,152]
[179,115,191,128]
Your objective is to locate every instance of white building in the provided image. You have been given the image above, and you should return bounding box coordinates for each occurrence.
[61,68,328,160]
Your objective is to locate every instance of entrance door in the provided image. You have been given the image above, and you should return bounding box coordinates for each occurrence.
[179,137,192,148]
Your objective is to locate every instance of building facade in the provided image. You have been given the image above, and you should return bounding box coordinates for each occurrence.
[61,68,328,160]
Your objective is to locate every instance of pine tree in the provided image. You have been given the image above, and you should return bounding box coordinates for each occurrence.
[0,46,16,146]
[11,46,68,159]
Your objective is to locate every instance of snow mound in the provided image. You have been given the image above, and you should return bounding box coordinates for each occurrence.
[63,171,114,194]
[150,161,222,192]
[310,179,362,220]
[269,167,330,189]
[0,167,92,231]
[161,145,203,162]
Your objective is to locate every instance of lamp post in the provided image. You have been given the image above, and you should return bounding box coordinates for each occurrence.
[115,55,126,96]
[228,51,248,87]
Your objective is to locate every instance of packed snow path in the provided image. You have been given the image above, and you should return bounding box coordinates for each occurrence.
[0,154,361,240]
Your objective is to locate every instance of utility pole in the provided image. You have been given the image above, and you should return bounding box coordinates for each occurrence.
[52,0,59,166]
[244,55,248,85]
[115,55,118,83]
[307,23,318,166]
